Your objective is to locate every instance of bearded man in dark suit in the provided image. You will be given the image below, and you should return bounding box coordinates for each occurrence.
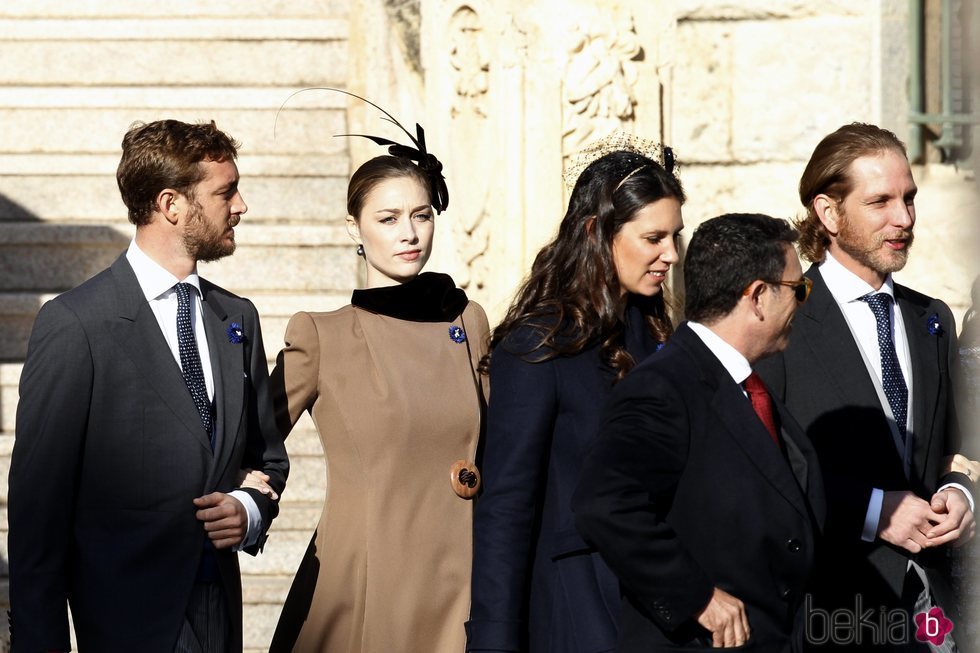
[575,213,825,652]
[757,123,974,652]
[8,119,288,653]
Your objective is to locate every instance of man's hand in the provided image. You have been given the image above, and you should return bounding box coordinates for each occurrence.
[237,468,279,501]
[193,492,247,549]
[877,491,944,553]
[926,488,976,548]
[696,587,750,648]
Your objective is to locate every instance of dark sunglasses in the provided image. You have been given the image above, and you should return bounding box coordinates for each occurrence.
[766,276,813,303]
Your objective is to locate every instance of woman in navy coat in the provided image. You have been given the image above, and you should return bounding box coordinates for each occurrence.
[466,140,686,653]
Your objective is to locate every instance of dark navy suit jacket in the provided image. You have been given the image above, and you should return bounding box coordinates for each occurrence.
[467,302,660,652]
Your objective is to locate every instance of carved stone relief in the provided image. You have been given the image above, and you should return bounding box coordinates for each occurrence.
[449,6,490,118]
[561,13,643,158]
[447,4,491,290]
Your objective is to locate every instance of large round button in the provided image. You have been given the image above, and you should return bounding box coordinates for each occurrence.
[450,460,481,499]
[786,539,802,553]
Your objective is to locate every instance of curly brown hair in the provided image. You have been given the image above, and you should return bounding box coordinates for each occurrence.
[116,120,240,226]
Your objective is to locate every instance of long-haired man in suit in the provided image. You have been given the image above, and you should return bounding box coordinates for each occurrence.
[8,119,289,652]
[575,214,825,652]
[757,123,974,651]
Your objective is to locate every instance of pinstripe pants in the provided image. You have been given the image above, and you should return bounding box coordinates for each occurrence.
[174,583,230,653]
[906,565,958,653]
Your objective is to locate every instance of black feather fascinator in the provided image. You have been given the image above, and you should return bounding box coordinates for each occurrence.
[276,87,449,213]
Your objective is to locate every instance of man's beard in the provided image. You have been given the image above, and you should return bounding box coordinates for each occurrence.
[836,210,913,275]
[182,201,238,263]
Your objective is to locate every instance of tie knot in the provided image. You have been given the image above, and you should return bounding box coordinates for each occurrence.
[860,292,893,315]
[174,282,194,303]
[744,371,767,396]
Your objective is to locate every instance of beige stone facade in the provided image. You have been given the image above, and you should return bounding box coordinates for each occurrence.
[0,1,975,650]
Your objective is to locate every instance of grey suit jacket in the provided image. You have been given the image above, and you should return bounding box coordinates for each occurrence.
[8,253,289,653]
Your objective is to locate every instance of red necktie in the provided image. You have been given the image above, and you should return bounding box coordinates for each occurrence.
[744,371,781,449]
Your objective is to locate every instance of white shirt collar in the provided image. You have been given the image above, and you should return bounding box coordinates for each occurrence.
[126,239,202,301]
[819,251,895,305]
[687,321,753,385]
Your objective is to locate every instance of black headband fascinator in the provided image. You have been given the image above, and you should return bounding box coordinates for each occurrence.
[276,87,449,213]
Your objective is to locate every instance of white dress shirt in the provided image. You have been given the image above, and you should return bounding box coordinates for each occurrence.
[818,252,972,542]
[126,240,262,549]
[688,321,753,390]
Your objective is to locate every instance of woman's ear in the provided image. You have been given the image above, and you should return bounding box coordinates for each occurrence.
[584,215,597,236]
[346,215,361,244]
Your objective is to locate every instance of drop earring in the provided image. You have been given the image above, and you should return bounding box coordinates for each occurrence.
[356,244,364,257]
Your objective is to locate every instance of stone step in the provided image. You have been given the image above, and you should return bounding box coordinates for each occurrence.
[0,173,348,223]
[0,406,325,460]
[0,86,347,110]
[0,41,346,89]
[0,18,347,41]
[0,0,348,19]
[0,153,347,177]
[0,289,349,364]
[0,223,356,293]
[0,366,20,433]
[0,106,348,155]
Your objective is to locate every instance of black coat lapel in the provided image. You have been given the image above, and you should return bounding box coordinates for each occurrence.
[897,285,940,485]
[676,325,810,520]
[200,284,245,488]
[109,255,213,453]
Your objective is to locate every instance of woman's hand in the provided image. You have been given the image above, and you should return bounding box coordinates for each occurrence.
[237,468,280,501]
[943,454,980,484]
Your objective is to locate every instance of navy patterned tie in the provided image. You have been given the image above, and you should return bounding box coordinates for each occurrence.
[860,292,907,443]
[174,282,214,448]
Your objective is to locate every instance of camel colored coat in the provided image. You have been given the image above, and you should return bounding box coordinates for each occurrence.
[270,289,489,653]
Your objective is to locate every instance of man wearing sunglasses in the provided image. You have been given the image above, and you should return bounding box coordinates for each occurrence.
[575,213,825,652]
[757,123,973,652]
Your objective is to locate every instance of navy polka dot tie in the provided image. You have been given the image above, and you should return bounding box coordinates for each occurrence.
[860,292,907,443]
[175,282,214,448]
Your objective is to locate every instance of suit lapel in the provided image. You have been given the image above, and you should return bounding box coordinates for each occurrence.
[677,326,810,520]
[200,284,245,488]
[897,285,940,485]
[798,268,887,415]
[110,255,213,453]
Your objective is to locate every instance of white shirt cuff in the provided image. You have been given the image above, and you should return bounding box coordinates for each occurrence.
[937,483,976,514]
[227,489,263,551]
[862,488,884,542]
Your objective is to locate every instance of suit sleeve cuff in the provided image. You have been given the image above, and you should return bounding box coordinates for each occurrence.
[862,488,883,542]
[938,482,975,513]
[228,489,263,551]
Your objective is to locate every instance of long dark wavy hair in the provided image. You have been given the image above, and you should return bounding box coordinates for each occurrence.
[487,150,685,380]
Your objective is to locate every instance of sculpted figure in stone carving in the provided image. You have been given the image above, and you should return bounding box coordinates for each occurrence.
[562,16,642,155]
[450,6,489,118]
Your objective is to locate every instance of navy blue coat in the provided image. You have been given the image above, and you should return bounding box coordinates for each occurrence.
[466,302,661,652]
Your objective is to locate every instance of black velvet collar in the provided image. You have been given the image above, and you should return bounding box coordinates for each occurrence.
[351,272,468,322]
